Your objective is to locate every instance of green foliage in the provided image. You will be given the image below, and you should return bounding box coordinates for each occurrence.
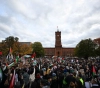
[32,42,44,57]
[74,38,97,59]
[95,46,100,56]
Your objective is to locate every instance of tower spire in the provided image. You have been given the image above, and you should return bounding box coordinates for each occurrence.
[57,26,59,31]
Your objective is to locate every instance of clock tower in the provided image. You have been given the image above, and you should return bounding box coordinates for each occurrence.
[55,27,62,56]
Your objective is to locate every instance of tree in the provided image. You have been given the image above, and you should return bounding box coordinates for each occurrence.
[74,38,97,59]
[19,44,32,56]
[95,46,100,56]
[5,36,16,48]
[32,42,44,57]
[0,36,19,56]
[0,36,32,56]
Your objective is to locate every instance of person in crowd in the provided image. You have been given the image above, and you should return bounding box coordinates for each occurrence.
[50,72,58,88]
[85,78,92,88]
[29,66,35,88]
[1,56,100,88]
[91,78,100,88]
[23,68,29,88]
[40,79,50,88]
[31,72,41,88]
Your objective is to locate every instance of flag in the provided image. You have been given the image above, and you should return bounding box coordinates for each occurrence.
[31,52,36,58]
[34,52,36,57]
[33,60,37,66]
[9,70,15,88]
[0,51,2,55]
[9,47,12,54]
[15,55,19,63]
[7,47,13,62]
[21,56,25,65]
[92,66,96,76]
[31,54,34,58]
[6,63,8,66]
[62,58,64,60]
[8,62,15,68]
[0,68,3,82]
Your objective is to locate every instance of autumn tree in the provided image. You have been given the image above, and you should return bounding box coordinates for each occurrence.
[19,44,32,56]
[32,42,44,57]
[0,36,32,56]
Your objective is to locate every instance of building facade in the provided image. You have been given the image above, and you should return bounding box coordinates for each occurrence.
[93,38,100,46]
[44,30,75,57]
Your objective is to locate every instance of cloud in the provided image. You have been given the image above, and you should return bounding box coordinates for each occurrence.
[0,0,100,47]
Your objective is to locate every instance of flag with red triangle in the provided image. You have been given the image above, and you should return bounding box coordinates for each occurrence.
[9,70,15,88]
[92,65,96,76]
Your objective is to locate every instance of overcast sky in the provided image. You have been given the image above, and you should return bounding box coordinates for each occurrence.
[0,0,100,47]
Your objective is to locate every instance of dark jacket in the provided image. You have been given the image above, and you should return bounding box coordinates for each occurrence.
[31,78,41,88]
[50,76,58,88]
[23,72,29,86]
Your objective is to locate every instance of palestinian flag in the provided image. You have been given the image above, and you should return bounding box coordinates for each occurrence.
[0,68,3,82]
[7,47,13,62]
[92,65,96,76]
[8,62,15,68]
[9,70,15,88]
[15,55,19,63]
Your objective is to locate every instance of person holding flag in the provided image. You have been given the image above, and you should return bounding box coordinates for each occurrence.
[7,47,13,62]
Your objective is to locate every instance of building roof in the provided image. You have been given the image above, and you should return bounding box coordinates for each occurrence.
[19,42,32,46]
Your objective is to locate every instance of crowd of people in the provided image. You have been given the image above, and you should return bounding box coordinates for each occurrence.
[0,56,100,88]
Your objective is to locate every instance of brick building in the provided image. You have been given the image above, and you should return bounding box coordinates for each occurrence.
[93,38,100,46]
[44,30,75,57]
